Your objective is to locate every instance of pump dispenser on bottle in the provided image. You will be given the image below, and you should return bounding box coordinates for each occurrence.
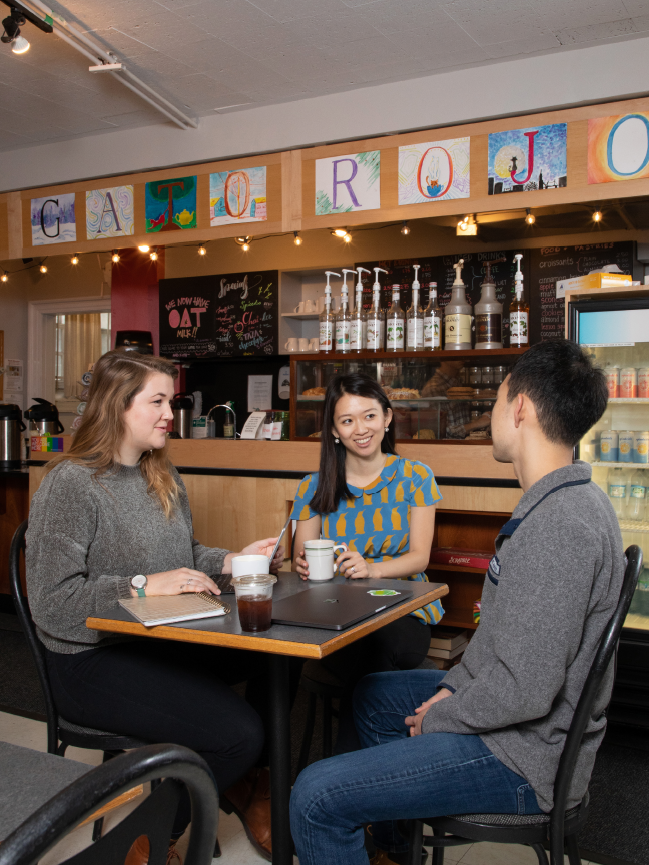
[406,264,424,351]
[444,259,472,350]
[366,267,387,351]
[475,258,505,350]
[509,254,529,347]
[351,267,370,352]
[335,269,355,353]
[319,271,340,353]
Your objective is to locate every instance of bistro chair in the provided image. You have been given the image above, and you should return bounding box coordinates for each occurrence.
[406,544,643,865]
[0,742,218,865]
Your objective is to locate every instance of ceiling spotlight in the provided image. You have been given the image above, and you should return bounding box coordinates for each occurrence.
[293,231,302,246]
[39,263,47,274]
[111,251,120,263]
[525,208,536,225]
[332,228,348,238]
[11,35,29,53]
[138,244,150,253]
[198,244,207,256]
[401,221,410,236]
[1,272,7,283]
[71,254,79,265]
[592,209,603,223]
[149,249,158,261]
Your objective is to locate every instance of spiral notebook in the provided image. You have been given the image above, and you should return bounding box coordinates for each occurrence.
[118,592,231,627]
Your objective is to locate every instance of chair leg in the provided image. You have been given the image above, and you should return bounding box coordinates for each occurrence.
[323,697,333,759]
[213,837,221,858]
[565,834,581,865]
[530,842,549,865]
[407,820,423,865]
[297,692,317,775]
[55,741,67,756]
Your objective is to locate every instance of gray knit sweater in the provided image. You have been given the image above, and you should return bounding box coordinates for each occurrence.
[422,462,624,812]
[26,460,229,654]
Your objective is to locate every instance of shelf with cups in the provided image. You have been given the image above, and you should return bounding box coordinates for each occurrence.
[282,313,320,321]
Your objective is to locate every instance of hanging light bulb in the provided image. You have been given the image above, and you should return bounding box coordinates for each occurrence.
[242,240,250,252]
[401,221,410,235]
[150,249,158,261]
[138,244,150,253]
[71,254,79,265]
[111,251,120,263]
[235,236,252,251]
[39,264,48,274]
[592,209,603,223]
[343,232,352,243]
[293,232,302,246]
[198,244,207,256]
[525,209,536,225]
[1,272,7,283]
[332,228,348,238]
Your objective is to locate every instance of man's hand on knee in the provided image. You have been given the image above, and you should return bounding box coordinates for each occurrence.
[405,688,453,736]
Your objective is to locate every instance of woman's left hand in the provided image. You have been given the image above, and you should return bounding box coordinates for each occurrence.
[240,538,285,574]
[335,549,376,580]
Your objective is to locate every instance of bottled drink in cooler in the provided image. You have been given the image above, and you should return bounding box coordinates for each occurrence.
[607,467,627,517]
[626,470,647,521]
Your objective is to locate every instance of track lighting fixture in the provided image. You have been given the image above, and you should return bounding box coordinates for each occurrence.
[293,232,302,246]
[198,244,207,256]
[138,244,150,253]
[2,3,53,54]
[525,209,536,225]
[149,249,158,261]
[39,263,47,274]
[11,34,28,53]
[111,251,120,263]
[592,209,603,223]
[71,254,79,265]
[401,221,410,235]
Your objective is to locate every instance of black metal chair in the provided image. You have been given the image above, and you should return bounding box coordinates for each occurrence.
[0,742,218,865]
[407,544,643,865]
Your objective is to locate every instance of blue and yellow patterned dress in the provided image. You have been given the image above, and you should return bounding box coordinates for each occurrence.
[290,454,444,626]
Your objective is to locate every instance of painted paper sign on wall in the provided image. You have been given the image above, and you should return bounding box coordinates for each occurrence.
[488,123,567,195]
[86,185,134,239]
[145,176,197,233]
[31,193,76,245]
[315,151,380,215]
[588,113,649,184]
[398,138,470,204]
[210,167,266,226]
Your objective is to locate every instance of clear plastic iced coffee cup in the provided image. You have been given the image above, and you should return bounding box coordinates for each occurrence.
[230,573,277,632]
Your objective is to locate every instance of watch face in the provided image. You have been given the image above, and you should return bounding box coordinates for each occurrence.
[132,575,147,589]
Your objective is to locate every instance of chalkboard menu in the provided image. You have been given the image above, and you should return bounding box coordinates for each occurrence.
[159,270,279,359]
[356,251,529,346]
[528,242,636,344]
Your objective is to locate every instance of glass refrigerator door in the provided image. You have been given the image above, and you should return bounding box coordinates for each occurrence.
[571,298,649,633]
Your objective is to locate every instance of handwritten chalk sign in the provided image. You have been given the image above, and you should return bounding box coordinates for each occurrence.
[159,271,278,359]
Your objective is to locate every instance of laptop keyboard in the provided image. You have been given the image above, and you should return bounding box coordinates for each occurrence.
[213,573,234,594]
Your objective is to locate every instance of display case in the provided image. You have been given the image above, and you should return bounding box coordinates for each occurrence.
[289,348,527,443]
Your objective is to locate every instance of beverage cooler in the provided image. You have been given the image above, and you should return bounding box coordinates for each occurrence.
[569,293,649,732]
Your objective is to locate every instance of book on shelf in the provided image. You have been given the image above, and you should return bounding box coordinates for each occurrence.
[426,653,465,671]
[428,641,469,661]
[429,627,468,651]
[429,548,492,570]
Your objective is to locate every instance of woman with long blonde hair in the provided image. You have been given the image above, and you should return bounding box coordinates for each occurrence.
[26,349,287,863]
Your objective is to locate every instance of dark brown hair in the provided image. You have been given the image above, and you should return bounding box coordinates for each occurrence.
[310,374,396,514]
[49,350,180,517]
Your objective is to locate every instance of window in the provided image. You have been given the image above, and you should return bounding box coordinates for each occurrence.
[54,312,111,402]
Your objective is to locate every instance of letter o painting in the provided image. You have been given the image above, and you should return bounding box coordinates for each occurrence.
[169,309,181,328]
[589,112,649,184]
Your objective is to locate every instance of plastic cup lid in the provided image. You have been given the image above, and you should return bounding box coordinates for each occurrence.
[230,574,277,586]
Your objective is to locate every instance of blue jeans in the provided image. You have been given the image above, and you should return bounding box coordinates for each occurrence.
[290,670,543,865]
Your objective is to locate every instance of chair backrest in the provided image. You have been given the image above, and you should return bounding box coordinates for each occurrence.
[0,743,219,865]
[549,544,643,865]
[9,520,60,754]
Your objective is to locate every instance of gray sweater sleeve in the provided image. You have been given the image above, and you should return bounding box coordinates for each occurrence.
[26,467,133,645]
[422,512,600,735]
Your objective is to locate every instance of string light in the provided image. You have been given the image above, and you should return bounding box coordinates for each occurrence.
[138,244,150,253]
[1,272,7,283]
[39,264,48,274]
[525,209,536,225]
[343,232,352,243]
[457,216,469,230]
[593,209,603,223]
[150,249,158,261]
[198,244,207,256]
[235,236,252,251]
[111,251,120,263]
[332,228,348,238]
[401,221,410,235]
[71,254,79,265]
[293,232,302,246]
[242,240,250,252]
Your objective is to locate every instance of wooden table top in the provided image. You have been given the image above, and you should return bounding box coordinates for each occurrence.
[87,573,449,660]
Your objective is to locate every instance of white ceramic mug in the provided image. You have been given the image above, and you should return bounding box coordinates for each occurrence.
[309,337,319,351]
[294,301,305,314]
[231,554,270,579]
[298,337,310,352]
[304,539,348,581]
[284,338,298,352]
[304,299,317,313]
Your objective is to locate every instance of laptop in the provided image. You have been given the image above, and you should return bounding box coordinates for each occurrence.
[271,583,413,631]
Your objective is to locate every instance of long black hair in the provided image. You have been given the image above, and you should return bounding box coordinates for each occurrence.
[310,373,397,515]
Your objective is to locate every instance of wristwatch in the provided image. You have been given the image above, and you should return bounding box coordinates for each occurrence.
[130,574,147,597]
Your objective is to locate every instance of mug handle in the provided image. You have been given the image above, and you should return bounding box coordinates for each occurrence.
[332,542,348,572]
[294,304,300,313]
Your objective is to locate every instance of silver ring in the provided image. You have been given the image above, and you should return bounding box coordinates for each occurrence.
[350,566,355,574]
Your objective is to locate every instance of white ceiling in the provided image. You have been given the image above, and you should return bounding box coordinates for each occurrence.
[1,0,649,153]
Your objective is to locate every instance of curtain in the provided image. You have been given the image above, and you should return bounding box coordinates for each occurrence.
[63,314,102,399]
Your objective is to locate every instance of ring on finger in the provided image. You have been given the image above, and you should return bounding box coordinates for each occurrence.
[350,566,355,574]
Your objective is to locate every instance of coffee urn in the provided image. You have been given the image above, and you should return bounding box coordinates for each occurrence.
[171,392,194,439]
[24,398,65,436]
[0,405,26,469]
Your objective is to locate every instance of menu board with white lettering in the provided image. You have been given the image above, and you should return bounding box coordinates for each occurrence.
[158,270,279,359]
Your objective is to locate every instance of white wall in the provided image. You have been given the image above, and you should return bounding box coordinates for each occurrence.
[2,36,649,192]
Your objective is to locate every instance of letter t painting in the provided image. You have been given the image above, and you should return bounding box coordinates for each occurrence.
[315,151,380,215]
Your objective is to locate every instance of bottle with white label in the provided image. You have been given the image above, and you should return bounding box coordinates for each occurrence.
[386,284,405,352]
[475,259,504,350]
[509,253,529,347]
[335,269,355,353]
[319,270,340,353]
[444,259,472,350]
[350,267,370,352]
[423,282,442,351]
[406,264,424,351]
[366,267,387,352]
[626,470,647,521]
[608,467,627,517]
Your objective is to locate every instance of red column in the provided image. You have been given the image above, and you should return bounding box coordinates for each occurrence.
[110,248,165,355]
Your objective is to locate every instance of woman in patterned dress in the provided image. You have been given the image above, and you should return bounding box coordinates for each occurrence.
[291,373,444,752]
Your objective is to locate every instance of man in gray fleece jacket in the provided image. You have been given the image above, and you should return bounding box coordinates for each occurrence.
[290,340,622,865]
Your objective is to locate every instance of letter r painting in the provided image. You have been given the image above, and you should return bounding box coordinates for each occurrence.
[315,151,380,215]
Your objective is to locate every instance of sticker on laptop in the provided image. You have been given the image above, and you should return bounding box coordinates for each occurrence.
[367,589,401,596]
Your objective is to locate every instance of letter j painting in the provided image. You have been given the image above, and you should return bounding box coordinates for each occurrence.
[145,175,197,232]
[315,151,380,215]
[488,123,567,195]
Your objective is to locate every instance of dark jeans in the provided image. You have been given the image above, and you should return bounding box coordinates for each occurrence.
[46,639,302,834]
[321,615,431,753]
[290,670,543,865]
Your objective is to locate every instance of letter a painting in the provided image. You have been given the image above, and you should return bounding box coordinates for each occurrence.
[210,167,266,226]
[31,193,76,245]
[588,113,649,184]
[145,176,197,232]
[487,124,567,195]
[398,138,470,204]
[86,186,134,239]
[315,151,380,214]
